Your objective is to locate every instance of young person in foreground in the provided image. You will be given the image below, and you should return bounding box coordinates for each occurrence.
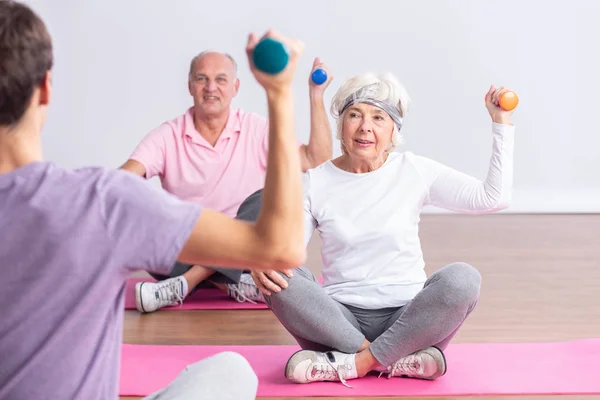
[251,71,516,386]
[0,1,305,399]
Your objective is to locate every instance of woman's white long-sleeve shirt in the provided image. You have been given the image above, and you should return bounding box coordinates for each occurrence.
[302,122,515,309]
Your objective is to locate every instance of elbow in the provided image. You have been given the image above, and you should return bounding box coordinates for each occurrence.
[307,146,332,170]
[256,240,306,270]
[483,193,512,213]
[489,202,509,213]
[494,188,512,211]
[317,144,333,166]
[474,183,512,213]
[498,197,511,210]
[275,245,307,270]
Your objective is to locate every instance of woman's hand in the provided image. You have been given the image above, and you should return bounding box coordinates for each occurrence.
[485,85,514,125]
[250,269,294,296]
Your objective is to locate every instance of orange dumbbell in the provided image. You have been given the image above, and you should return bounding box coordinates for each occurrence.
[499,90,519,111]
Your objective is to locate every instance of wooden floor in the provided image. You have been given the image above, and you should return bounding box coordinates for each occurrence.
[121,214,600,399]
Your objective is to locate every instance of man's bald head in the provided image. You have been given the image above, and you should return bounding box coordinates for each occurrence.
[187,51,240,119]
[189,51,237,80]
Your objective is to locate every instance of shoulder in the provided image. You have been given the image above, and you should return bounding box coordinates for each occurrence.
[27,164,136,205]
[392,151,449,187]
[55,166,162,199]
[302,161,339,193]
[65,166,145,194]
[52,164,113,186]
[9,163,104,193]
[305,160,334,179]
[235,108,268,134]
[391,151,438,170]
[145,108,192,139]
[92,168,162,195]
[86,168,200,224]
[236,108,268,123]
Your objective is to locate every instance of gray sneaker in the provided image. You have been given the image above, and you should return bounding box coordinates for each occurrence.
[226,273,265,304]
[380,346,447,380]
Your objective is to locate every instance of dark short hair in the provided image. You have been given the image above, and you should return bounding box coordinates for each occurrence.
[0,0,53,126]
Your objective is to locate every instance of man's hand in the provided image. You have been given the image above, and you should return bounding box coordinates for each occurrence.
[250,269,294,296]
[308,57,333,97]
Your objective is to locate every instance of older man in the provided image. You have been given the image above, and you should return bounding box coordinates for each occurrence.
[120,50,333,313]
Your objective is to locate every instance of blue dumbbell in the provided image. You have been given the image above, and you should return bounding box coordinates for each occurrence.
[311,68,328,85]
[253,37,289,74]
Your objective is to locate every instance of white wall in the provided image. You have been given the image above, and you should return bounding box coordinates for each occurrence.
[27,0,600,213]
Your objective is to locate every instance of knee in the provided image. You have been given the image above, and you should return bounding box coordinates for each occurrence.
[272,266,314,292]
[211,351,255,370]
[263,266,315,305]
[210,352,258,390]
[436,262,481,304]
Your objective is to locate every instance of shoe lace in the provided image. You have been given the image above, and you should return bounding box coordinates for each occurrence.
[155,279,185,308]
[379,354,422,379]
[227,275,263,304]
[312,356,353,388]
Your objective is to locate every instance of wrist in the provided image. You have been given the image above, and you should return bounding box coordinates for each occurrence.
[309,90,325,102]
[266,87,293,101]
[492,115,511,125]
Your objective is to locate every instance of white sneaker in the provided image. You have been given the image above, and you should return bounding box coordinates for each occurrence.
[285,349,358,388]
[226,273,265,304]
[135,277,186,313]
[380,346,447,380]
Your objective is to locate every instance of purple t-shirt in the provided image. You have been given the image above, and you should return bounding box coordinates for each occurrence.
[0,162,201,400]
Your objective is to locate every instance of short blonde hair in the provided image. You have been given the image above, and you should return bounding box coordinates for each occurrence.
[330,72,411,151]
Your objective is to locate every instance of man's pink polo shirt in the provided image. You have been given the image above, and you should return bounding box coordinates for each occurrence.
[129,107,270,218]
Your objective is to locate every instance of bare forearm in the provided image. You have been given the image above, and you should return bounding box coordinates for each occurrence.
[256,89,305,261]
[302,94,332,170]
[119,159,146,177]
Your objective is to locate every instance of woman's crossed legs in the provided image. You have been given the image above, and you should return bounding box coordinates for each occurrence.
[263,263,481,386]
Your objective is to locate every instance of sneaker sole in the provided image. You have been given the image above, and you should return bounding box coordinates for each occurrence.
[430,346,448,378]
[134,282,146,313]
[284,349,307,381]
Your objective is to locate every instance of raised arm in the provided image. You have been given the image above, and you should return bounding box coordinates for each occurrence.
[299,58,334,171]
[178,31,307,271]
[250,172,318,296]
[423,85,516,213]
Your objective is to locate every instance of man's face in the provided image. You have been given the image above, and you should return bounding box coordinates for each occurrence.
[188,53,239,117]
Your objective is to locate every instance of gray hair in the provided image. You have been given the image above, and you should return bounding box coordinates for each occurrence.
[330,72,411,152]
[188,50,238,79]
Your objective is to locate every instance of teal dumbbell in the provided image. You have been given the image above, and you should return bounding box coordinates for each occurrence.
[253,37,289,74]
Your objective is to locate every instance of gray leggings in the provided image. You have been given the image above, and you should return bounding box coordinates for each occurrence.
[143,352,257,400]
[150,189,264,288]
[264,262,481,367]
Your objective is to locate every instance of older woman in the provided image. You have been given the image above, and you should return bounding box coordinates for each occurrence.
[250,72,515,386]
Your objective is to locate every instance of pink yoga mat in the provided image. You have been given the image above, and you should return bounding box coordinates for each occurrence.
[124,277,268,310]
[120,339,600,397]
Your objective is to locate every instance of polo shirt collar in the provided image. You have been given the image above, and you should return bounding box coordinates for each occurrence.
[184,107,241,146]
